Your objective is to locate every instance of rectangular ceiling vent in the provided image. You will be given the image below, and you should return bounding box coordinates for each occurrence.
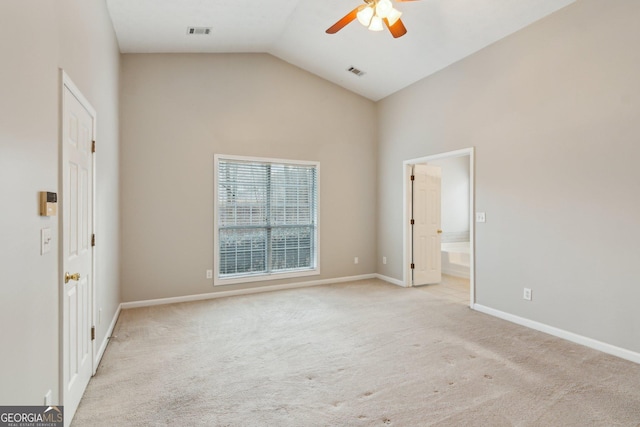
[347,66,365,77]
[187,27,212,35]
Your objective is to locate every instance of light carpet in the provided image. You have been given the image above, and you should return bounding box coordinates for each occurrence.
[72,279,640,426]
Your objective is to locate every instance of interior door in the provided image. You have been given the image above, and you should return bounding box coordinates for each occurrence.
[62,80,94,425]
[412,164,442,286]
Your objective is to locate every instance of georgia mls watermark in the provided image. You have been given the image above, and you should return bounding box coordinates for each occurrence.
[0,406,63,427]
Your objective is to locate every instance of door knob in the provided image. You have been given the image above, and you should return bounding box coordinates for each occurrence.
[65,272,81,283]
[437,229,443,234]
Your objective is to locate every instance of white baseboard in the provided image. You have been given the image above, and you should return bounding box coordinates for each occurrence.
[474,304,640,365]
[94,303,121,370]
[121,274,377,309]
[375,274,406,287]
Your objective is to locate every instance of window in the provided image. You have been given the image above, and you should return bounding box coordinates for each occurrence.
[214,155,319,285]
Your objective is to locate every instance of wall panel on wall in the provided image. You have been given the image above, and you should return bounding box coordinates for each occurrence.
[0,0,120,406]
[120,53,377,302]
[376,0,640,355]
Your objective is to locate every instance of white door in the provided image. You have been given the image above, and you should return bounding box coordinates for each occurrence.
[61,78,94,426]
[412,164,442,286]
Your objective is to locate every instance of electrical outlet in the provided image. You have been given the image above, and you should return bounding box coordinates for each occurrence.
[523,288,532,301]
[475,212,486,223]
[354,257,359,265]
[206,270,213,279]
[382,256,387,265]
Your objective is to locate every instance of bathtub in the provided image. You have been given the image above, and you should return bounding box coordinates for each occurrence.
[441,242,470,279]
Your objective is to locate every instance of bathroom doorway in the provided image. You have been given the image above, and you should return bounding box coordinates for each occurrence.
[403,148,475,307]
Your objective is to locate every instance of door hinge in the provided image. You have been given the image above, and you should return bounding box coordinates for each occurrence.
[410,219,415,225]
[91,326,95,341]
[410,263,415,269]
[410,175,415,181]
[92,140,96,153]
[91,234,96,247]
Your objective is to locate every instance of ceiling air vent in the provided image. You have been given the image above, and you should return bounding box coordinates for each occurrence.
[187,27,212,35]
[347,66,365,77]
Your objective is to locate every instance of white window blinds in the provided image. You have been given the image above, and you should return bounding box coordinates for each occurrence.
[216,158,318,280]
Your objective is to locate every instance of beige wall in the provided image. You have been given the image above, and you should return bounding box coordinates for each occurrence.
[120,54,377,302]
[0,0,120,405]
[377,0,640,353]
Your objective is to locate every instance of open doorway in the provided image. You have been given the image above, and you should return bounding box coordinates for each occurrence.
[403,148,475,307]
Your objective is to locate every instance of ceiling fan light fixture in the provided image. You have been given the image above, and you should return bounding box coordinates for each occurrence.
[375,0,394,18]
[325,0,412,38]
[386,8,402,26]
[357,5,374,26]
[368,15,384,31]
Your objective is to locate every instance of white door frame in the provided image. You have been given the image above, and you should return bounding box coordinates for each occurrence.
[402,147,476,307]
[59,70,97,408]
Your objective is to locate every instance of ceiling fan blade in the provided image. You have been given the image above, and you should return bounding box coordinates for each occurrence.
[384,18,407,38]
[326,6,361,34]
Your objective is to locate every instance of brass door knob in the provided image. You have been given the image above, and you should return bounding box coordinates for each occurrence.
[65,272,81,284]
[437,229,443,234]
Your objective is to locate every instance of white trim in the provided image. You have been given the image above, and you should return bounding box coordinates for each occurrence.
[214,153,320,167]
[94,304,121,368]
[214,269,320,286]
[375,274,407,287]
[213,154,321,286]
[62,72,97,117]
[402,147,475,307]
[404,148,472,164]
[121,274,376,309]
[474,304,640,365]
[469,149,475,306]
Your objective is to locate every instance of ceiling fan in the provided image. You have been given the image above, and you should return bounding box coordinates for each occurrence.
[326,0,419,39]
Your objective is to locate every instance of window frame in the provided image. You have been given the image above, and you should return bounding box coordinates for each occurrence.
[213,154,320,286]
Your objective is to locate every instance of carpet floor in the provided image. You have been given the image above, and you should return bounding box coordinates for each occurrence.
[72,279,640,426]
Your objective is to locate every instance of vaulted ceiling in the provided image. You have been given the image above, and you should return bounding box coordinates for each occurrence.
[106,0,575,101]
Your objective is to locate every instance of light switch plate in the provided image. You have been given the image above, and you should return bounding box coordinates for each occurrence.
[41,228,52,254]
[475,212,486,223]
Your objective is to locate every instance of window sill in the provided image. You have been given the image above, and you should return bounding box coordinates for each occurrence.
[213,268,320,286]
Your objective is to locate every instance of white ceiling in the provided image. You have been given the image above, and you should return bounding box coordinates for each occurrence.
[106,0,575,101]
